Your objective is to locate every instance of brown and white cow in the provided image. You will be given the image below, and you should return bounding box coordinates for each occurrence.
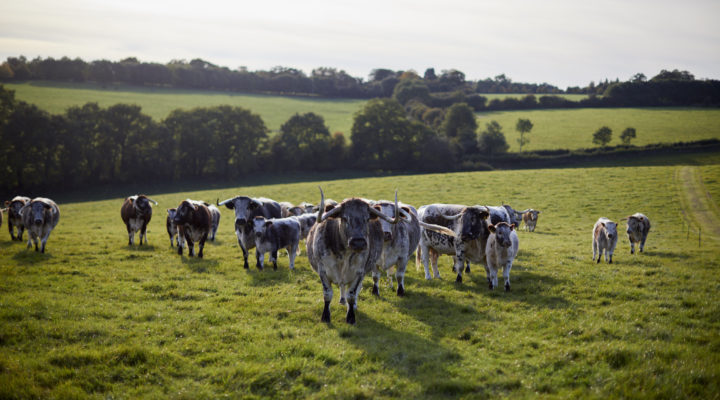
[121,195,157,246]
[6,196,31,241]
[217,196,282,269]
[306,189,402,324]
[522,209,541,232]
[21,197,60,253]
[593,217,618,263]
[486,222,519,291]
[416,204,490,284]
[621,213,650,254]
[173,200,212,258]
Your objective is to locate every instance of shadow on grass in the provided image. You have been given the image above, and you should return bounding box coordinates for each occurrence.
[335,313,475,396]
[245,263,315,286]
[180,256,219,273]
[11,248,53,265]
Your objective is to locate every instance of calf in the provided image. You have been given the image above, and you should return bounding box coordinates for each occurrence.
[522,209,541,232]
[293,212,318,241]
[6,196,30,241]
[207,204,221,241]
[593,217,618,263]
[622,213,650,254]
[217,196,282,269]
[173,200,212,258]
[166,208,183,248]
[306,189,402,324]
[252,216,301,270]
[486,222,519,291]
[21,197,60,253]
[121,195,157,245]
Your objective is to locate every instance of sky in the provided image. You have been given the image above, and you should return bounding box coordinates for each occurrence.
[1,0,719,89]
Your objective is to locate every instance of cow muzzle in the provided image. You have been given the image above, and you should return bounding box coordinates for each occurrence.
[383,231,392,242]
[348,237,367,251]
[235,218,247,227]
[34,219,43,226]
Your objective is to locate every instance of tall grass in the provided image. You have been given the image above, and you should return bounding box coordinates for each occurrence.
[1,153,719,398]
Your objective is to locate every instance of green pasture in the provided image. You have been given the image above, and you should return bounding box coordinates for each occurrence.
[3,82,365,135]
[1,153,719,398]
[478,108,720,152]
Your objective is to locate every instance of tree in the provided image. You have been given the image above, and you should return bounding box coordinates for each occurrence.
[515,118,533,152]
[275,112,333,171]
[592,126,613,147]
[440,103,477,138]
[478,121,509,158]
[392,78,431,105]
[620,127,637,145]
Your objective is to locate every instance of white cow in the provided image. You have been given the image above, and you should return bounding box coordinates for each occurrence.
[592,217,618,263]
[485,222,519,291]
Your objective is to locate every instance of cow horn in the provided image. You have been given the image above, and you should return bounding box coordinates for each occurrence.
[439,213,462,221]
[251,198,263,208]
[368,191,401,224]
[217,197,233,206]
[518,209,531,214]
[399,208,413,222]
[419,221,457,237]
[317,187,325,223]
[147,198,158,206]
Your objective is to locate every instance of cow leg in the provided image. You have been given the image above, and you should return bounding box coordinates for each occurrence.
[257,251,265,270]
[198,233,208,258]
[318,270,333,323]
[271,250,278,270]
[141,221,149,245]
[396,259,407,297]
[640,236,646,253]
[345,271,365,325]
[504,261,512,291]
[420,244,433,280]
[127,224,134,246]
[8,223,15,241]
[465,260,471,274]
[237,231,249,268]
[371,271,380,296]
[288,244,297,270]
[339,284,347,305]
[630,239,635,254]
[592,241,598,262]
[453,256,464,283]
[608,250,613,264]
[255,249,263,270]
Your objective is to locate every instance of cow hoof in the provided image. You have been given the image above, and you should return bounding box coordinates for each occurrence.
[346,309,356,325]
[321,303,331,323]
[465,265,471,273]
[505,283,510,292]
[397,285,405,297]
[609,259,613,264]
[596,258,601,264]
[455,274,462,283]
[372,285,379,296]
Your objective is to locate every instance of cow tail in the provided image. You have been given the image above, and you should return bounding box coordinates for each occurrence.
[415,245,421,271]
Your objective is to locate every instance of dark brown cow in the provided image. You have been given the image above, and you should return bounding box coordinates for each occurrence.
[121,195,157,245]
[6,196,31,241]
[173,200,212,258]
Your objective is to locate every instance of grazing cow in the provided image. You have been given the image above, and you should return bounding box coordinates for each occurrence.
[621,213,650,254]
[486,222,519,291]
[417,204,490,283]
[207,204,221,241]
[593,217,618,263]
[6,196,30,241]
[173,200,212,258]
[217,196,282,269]
[120,195,157,246]
[372,201,455,297]
[522,209,541,232]
[252,216,302,270]
[21,197,60,253]
[306,189,402,324]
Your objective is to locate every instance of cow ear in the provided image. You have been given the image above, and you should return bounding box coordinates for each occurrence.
[43,202,52,209]
[488,224,496,233]
[536,211,541,214]
[265,220,273,227]
[510,224,515,230]
[224,202,235,210]
[324,204,336,213]
[401,206,411,214]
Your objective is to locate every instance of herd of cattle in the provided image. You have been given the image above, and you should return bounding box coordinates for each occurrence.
[2,192,651,324]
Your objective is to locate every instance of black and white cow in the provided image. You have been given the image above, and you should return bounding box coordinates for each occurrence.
[21,197,60,253]
[417,204,491,284]
[217,196,282,269]
[622,213,650,254]
[6,196,30,241]
[166,208,182,248]
[486,222,519,291]
[252,216,302,270]
[306,189,402,324]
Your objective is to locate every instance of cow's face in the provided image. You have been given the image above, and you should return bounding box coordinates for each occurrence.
[375,202,397,242]
[225,197,261,227]
[173,201,196,225]
[489,222,514,247]
[134,196,152,215]
[337,199,378,251]
[253,216,269,239]
[604,222,618,241]
[9,200,26,218]
[458,207,490,241]
[626,216,644,238]
[28,201,50,226]
[167,208,177,221]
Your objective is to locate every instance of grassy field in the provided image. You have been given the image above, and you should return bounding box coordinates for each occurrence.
[1,153,719,398]
[3,82,366,135]
[477,108,720,151]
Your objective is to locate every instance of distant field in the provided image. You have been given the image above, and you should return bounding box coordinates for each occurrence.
[1,152,719,398]
[5,82,719,151]
[477,108,720,151]
[4,82,366,134]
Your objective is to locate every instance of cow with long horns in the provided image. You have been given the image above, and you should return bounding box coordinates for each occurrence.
[217,196,282,269]
[21,197,60,253]
[121,195,157,246]
[306,188,402,325]
[416,204,491,284]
